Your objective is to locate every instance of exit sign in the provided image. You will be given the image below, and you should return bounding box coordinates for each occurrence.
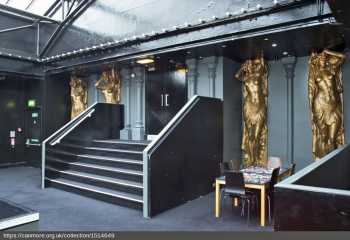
[27,100,36,108]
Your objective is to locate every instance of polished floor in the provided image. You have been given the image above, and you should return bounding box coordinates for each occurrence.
[0,166,272,231]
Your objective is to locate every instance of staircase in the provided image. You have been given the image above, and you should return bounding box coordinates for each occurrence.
[45,139,149,210]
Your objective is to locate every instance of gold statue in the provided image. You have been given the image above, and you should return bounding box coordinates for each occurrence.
[70,75,88,119]
[95,68,121,104]
[235,54,268,167]
[308,49,346,159]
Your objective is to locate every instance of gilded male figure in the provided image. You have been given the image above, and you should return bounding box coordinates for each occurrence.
[70,75,88,119]
[308,49,345,159]
[95,68,121,104]
[235,54,268,167]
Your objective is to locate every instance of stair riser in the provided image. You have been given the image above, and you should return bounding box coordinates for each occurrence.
[49,146,143,160]
[45,179,142,210]
[46,161,143,183]
[91,142,147,151]
[45,168,143,196]
[46,152,142,171]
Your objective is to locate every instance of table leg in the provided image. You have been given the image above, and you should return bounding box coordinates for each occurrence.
[233,197,238,207]
[260,186,266,227]
[215,181,220,217]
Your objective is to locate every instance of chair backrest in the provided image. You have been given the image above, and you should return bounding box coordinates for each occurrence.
[220,162,230,174]
[268,156,282,169]
[269,167,280,194]
[228,160,241,171]
[224,171,245,192]
[269,168,280,192]
[290,163,296,175]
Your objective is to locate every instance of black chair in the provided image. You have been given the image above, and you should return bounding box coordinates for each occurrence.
[290,163,296,176]
[228,160,242,171]
[267,167,280,223]
[221,171,257,224]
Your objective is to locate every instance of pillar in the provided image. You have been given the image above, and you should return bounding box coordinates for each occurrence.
[207,56,218,98]
[132,66,145,141]
[120,68,132,140]
[187,59,198,100]
[282,56,297,165]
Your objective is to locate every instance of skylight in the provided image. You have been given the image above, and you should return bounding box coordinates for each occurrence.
[0,0,57,16]
[0,0,81,20]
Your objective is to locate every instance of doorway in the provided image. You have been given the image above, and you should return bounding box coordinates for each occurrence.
[145,61,187,135]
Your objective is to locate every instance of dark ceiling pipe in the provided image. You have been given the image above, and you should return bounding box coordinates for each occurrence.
[44,0,61,17]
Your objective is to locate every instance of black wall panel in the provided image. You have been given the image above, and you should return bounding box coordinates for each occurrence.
[148,97,223,216]
[43,72,71,139]
[0,77,43,166]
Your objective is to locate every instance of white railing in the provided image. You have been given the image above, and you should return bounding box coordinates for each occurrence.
[41,102,98,189]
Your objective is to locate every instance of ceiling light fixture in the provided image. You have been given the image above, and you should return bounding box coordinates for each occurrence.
[136,58,154,65]
[283,51,288,55]
[272,43,278,47]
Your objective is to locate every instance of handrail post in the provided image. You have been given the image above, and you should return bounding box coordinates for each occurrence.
[41,141,46,189]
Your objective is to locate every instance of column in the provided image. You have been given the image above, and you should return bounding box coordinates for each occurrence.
[207,56,218,98]
[282,56,297,165]
[120,68,132,140]
[132,66,145,141]
[186,59,198,100]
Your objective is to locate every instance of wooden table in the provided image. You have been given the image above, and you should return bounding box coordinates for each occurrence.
[215,167,291,227]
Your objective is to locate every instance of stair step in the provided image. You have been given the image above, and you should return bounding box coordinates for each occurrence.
[46,159,143,183]
[91,139,149,151]
[46,148,143,170]
[51,143,143,160]
[46,165,143,195]
[93,139,150,145]
[57,143,142,154]
[45,177,143,210]
[46,158,143,177]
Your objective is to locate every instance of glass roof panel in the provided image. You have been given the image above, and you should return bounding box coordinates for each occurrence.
[0,0,57,17]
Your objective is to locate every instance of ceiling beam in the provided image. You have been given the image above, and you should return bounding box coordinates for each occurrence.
[0,3,60,24]
[39,0,96,58]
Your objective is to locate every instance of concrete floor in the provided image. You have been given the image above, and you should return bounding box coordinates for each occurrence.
[0,166,272,231]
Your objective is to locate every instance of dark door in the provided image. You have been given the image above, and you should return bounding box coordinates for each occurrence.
[146,63,187,135]
[0,79,25,165]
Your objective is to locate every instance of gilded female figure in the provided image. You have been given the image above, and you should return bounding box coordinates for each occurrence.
[308,50,345,159]
[95,68,121,104]
[70,75,88,119]
[235,54,268,167]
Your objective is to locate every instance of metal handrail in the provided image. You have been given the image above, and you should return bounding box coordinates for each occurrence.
[143,95,200,157]
[50,109,95,145]
[142,95,200,217]
[41,102,98,189]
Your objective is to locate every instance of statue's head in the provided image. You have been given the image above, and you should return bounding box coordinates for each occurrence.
[70,76,86,94]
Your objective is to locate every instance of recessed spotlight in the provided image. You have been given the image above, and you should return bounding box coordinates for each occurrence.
[264,38,269,41]
[272,43,278,47]
[283,51,288,55]
[187,51,191,54]
[221,45,227,48]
